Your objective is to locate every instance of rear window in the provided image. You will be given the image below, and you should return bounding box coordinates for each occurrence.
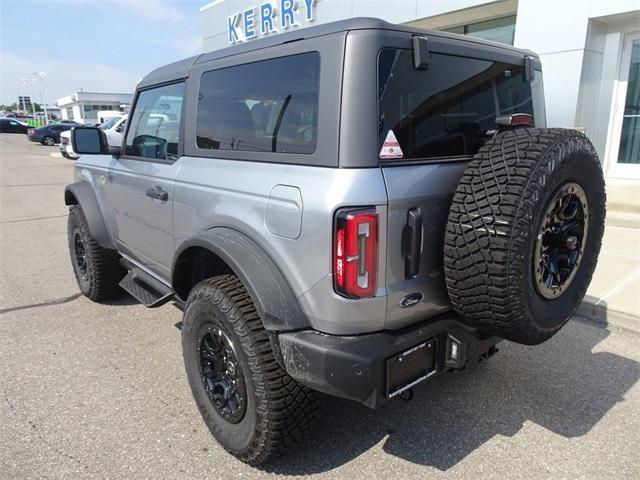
[378,49,535,160]
[196,52,320,154]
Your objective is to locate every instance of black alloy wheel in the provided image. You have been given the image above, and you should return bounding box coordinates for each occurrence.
[198,326,247,424]
[533,182,589,299]
[73,231,88,281]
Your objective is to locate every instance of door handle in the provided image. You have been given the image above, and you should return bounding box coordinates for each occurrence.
[402,208,422,279]
[145,186,169,201]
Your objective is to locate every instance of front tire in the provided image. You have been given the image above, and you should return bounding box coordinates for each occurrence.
[182,275,317,465]
[67,205,125,301]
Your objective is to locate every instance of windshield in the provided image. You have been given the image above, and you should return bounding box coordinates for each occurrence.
[100,116,120,130]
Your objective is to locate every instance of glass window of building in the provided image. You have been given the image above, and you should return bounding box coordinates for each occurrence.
[443,15,516,45]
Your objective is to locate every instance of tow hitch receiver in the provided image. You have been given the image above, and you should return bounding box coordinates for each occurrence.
[386,339,437,398]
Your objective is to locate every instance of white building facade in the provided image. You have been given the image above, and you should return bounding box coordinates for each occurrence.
[55,91,133,125]
[201,0,640,179]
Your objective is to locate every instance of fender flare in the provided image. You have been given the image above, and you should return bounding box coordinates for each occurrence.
[64,181,114,249]
[173,227,309,332]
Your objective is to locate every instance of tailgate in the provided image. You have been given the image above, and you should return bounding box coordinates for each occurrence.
[382,162,466,329]
[377,46,541,330]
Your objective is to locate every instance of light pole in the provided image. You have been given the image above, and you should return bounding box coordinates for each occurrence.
[30,72,49,124]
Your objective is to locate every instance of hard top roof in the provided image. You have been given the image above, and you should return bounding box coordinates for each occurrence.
[138,17,537,89]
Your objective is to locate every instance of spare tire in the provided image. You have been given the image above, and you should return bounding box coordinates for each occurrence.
[444,128,605,345]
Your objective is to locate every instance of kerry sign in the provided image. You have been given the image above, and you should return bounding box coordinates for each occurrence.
[228,0,315,44]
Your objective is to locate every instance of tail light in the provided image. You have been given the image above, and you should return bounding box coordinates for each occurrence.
[334,208,378,298]
[27,128,34,136]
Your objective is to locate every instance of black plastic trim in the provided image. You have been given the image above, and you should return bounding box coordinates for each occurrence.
[278,313,501,408]
[412,35,429,70]
[172,227,309,332]
[64,181,113,249]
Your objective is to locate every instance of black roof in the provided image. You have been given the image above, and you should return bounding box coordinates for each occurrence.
[138,17,537,88]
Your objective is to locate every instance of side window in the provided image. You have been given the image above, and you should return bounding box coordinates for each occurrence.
[124,82,185,161]
[196,52,320,154]
[378,49,534,160]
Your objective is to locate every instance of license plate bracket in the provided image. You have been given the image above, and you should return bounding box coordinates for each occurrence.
[386,339,437,398]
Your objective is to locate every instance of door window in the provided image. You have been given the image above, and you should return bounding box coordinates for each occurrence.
[124,82,185,161]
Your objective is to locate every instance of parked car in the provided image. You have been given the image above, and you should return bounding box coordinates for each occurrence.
[0,117,30,134]
[65,18,606,465]
[97,110,123,124]
[60,116,127,159]
[104,114,127,146]
[59,131,76,159]
[28,123,75,145]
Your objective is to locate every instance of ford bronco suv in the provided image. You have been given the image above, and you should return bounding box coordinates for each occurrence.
[66,18,605,465]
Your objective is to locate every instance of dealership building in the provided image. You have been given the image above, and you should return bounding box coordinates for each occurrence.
[55,91,133,124]
[201,0,639,180]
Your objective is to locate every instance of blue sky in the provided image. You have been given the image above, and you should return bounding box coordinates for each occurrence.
[1,0,204,105]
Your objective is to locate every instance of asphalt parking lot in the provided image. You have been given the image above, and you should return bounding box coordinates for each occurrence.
[1,133,639,479]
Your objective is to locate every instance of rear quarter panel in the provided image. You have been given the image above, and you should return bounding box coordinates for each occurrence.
[172,158,390,334]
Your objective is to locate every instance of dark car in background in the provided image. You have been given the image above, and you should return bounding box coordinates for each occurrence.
[0,118,30,134]
[27,123,75,145]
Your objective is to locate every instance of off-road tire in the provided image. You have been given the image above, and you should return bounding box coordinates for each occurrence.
[67,205,124,301]
[444,128,605,345]
[182,275,317,465]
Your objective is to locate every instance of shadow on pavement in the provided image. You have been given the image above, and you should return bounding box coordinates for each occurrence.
[262,317,639,474]
[101,293,140,307]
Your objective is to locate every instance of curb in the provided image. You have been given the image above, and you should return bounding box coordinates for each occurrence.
[576,301,640,334]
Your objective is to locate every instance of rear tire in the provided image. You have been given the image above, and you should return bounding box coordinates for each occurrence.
[444,128,605,345]
[67,205,125,301]
[182,275,317,465]
[42,136,55,146]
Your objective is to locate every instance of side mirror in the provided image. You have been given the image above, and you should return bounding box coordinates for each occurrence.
[71,126,109,155]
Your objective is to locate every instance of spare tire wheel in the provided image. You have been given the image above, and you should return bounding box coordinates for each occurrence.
[444,128,606,345]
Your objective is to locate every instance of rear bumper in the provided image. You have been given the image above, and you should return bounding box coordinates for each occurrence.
[277,313,500,408]
[27,135,39,142]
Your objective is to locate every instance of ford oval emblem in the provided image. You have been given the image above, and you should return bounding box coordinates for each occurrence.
[399,292,423,308]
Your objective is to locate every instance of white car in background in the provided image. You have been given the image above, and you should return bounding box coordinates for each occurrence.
[60,115,127,159]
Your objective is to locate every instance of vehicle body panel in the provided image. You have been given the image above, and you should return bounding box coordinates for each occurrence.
[172,155,389,334]
[103,157,181,279]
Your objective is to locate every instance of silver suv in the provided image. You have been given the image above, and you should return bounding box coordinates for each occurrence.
[65,18,605,465]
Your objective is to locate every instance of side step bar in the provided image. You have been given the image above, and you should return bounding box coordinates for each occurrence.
[119,261,174,308]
